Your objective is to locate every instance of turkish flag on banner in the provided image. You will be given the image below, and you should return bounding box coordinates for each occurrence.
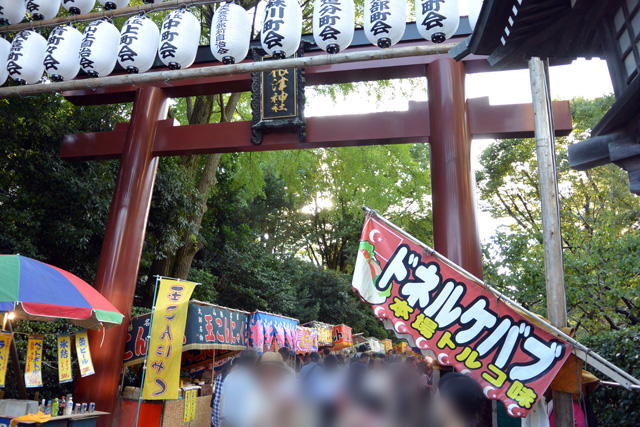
[351,213,572,418]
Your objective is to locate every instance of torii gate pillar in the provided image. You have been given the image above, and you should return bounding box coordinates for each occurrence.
[428,58,483,279]
[74,87,169,421]
[62,50,572,426]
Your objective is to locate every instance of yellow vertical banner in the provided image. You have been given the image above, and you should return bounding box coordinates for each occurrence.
[142,279,196,400]
[192,389,197,421]
[57,334,73,384]
[0,331,12,387]
[183,389,191,423]
[75,330,95,377]
[24,335,43,388]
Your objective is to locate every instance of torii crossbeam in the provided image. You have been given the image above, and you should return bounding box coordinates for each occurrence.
[57,28,572,426]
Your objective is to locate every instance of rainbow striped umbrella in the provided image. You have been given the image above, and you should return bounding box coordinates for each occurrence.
[0,255,123,329]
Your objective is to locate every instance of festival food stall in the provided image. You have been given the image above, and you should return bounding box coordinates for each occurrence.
[332,324,353,351]
[247,311,298,354]
[0,255,124,426]
[305,321,334,351]
[294,326,318,354]
[353,335,385,354]
[119,298,250,427]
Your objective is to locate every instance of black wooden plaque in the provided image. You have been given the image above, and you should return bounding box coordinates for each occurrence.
[250,48,306,145]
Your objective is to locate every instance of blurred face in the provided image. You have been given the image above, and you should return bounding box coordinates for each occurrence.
[431,391,468,427]
[258,364,283,388]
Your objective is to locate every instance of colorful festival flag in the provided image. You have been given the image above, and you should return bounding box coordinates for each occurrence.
[75,330,95,377]
[352,213,572,418]
[0,331,12,387]
[25,335,43,388]
[57,334,73,384]
[142,279,197,400]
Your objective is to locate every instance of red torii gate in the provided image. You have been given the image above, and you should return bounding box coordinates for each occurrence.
[60,35,572,426]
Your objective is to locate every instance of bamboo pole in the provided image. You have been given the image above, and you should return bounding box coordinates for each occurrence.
[0,0,223,34]
[529,56,573,427]
[0,42,458,99]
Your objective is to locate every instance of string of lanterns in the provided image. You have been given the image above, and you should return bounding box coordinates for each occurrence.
[0,0,472,86]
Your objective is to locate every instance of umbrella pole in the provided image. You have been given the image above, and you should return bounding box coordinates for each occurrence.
[6,320,27,399]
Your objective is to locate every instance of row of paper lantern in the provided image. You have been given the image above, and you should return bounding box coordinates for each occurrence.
[0,0,484,86]
[0,0,153,24]
[0,9,200,85]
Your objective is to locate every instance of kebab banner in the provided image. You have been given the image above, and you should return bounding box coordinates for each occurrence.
[142,278,196,400]
[24,335,43,388]
[352,213,572,418]
[0,331,11,387]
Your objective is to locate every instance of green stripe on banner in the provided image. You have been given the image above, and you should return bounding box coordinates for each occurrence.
[94,309,124,325]
[0,255,21,302]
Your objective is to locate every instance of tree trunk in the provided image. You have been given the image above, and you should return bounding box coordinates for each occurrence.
[142,93,241,303]
[170,93,242,280]
[142,255,172,308]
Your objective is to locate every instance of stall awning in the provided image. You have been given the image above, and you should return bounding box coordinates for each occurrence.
[248,311,298,353]
[123,301,250,367]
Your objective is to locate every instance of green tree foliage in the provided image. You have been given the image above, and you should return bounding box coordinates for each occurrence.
[0,94,125,279]
[582,326,640,427]
[479,95,640,334]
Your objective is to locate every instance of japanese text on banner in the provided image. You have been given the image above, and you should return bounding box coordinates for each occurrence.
[142,279,197,400]
[351,215,572,418]
[75,330,95,377]
[25,335,43,388]
[183,389,191,423]
[190,389,197,421]
[183,389,197,422]
[0,331,12,387]
[57,334,73,384]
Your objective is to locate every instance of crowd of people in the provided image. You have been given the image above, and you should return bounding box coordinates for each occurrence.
[210,346,485,427]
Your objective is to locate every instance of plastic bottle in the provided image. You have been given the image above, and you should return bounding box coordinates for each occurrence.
[59,396,66,416]
[65,395,73,416]
[51,398,59,417]
[38,399,45,413]
[45,400,52,415]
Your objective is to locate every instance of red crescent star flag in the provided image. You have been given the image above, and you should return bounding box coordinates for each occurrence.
[352,213,572,418]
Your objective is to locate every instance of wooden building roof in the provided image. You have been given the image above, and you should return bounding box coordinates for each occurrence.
[451,0,611,69]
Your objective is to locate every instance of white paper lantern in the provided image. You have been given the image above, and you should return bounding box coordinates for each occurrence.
[313,0,354,54]
[98,0,128,10]
[0,37,10,85]
[118,15,159,73]
[79,20,120,77]
[364,0,405,48]
[0,0,26,25]
[7,30,47,84]
[44,25,81,81]
[261,0,302,59]
[416,0,459,43]
[467,0,482,31]
[26,0,60,21]
[62,0,95,15]
[211,3,250,64]
[158,8,200,70]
